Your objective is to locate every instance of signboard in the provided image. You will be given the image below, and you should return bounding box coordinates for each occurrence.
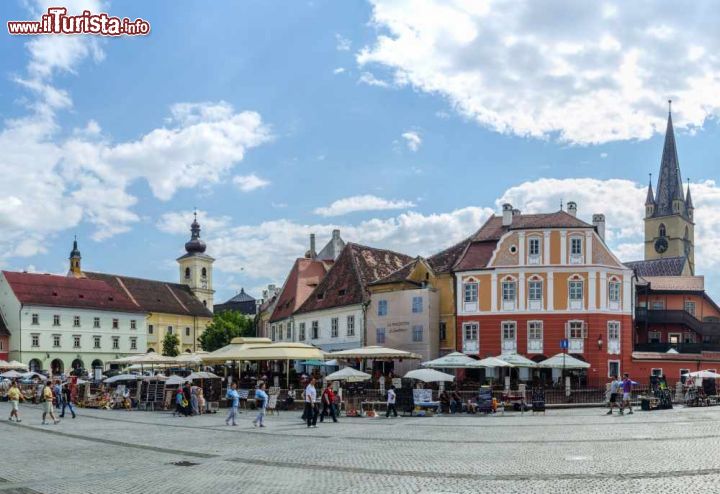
[560,338,569,350]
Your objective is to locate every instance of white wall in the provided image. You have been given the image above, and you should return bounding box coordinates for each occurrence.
[293,304,364,351]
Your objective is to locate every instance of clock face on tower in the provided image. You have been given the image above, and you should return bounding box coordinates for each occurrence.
[654,237,669,254]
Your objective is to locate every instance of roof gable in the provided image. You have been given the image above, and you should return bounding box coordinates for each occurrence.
[296,243,412,314]
[269,258,328,322]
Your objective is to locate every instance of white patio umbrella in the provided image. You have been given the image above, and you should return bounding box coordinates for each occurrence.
[404,369,455,383]
[21,371,47,381]
[3,361,28,371]
[537,353,590,369]
[422,352,479,369]
[103,374,140,384]
[0,360,9,369]
[473,356,514,368]
[325,367,371,382]
[0,370,24,379]
[496,354,537,367]
[683,370,720,379]
[187,371,220,380]
[165,375,189,386]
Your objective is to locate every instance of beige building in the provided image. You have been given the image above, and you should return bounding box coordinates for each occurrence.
[367,276,440,376]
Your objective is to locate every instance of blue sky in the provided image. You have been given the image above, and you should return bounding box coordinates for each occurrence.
[2,0,720,303]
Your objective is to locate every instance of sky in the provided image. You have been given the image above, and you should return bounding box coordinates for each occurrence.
[2,0,720,303]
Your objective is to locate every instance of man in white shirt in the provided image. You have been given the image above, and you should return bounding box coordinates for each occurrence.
[304,377,318,428]
[385,385,398,418]
[606,375,621,415]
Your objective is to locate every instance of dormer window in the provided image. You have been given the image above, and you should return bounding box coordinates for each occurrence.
[528,236,541,265]
[569,236,583,264]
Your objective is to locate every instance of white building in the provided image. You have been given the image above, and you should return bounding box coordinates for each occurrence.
[0,271,147,375]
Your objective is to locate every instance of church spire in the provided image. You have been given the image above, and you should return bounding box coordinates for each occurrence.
[68,235,84,278]
[653,99,685,217]
[686,178,694,210]
[645,173,655,205]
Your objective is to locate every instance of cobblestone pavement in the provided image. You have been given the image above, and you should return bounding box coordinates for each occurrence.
[1,402,720,493]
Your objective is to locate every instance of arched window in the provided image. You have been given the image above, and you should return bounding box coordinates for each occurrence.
[201,267,207,277]
[684,226,689,240]
[568,274,584,309]
[184,267,191,279]
[659,224,666,237]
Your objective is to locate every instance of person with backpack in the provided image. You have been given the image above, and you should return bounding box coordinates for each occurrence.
[320,382,338,423]
[253,382,269,428]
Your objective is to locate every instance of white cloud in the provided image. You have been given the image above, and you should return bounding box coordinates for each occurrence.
[314,195,416,217]
[333,67,346,75]
[358,71,390,87]
[335,34,351,51]
[233,174,271,192]
[600,152,608,159]
[0,1,272,258]
[401,130,422,151]
[358,0,720,144]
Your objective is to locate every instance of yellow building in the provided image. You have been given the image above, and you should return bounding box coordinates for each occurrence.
[77,215,214,353]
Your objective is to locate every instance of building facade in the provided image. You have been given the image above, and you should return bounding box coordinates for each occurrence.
[0,271,147,374]
[454,205,633,386]
[292,243,412,352]
[367,258,440,375]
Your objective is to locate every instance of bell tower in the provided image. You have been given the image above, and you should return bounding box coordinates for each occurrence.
[68,236,85,278]
[644,100,695,273]
[177,212,215,311]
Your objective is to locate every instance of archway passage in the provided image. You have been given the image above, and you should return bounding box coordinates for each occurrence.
[71,358,84,370]
[28,358,42,372]
[91,359,103,368]
[51,358,64,375]
[147,348,155,353]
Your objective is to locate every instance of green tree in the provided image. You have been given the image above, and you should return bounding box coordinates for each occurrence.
[162,332,180,357]
[199,310,255,352]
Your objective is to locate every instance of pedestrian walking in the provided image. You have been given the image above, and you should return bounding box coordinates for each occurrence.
[253,382,269,428]
[304,377,318,428]
[59,383,76,419]
[320,382,338,423]
[173,388,188,417]
[225,383,240,426]
[386,385,398,418]
[620,373,634,415]
[183,382,193,415]
[53,380,62,410]
[197,388,206,415]
[7,381,24,423]
[606,375,621,415]
[190,385,199,416]
[42,381,59,425]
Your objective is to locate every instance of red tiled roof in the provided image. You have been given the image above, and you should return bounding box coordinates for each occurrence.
[624,257,687,277]
[473,212,592,242]
[453,241,498,271]
[3,271,141,313]
[85,272,212,318]
[296,243,413,314]
[269,258,328,322]
[370,258,422,285]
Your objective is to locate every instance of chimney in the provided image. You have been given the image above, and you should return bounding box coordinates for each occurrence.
[502,203,513,226]
[332,229,340,240]
[592,214,606,241]
[567,201,577,217]
[305,233,317,259]
[512,209,521,216]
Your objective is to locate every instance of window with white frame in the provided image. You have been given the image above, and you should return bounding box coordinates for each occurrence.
[73,316,80,327]
[73,335,81,349]
[501,321,517,352]
[567,320,585,352]
[278,323,284,340]
[287,322,292,340]
[568,277,583,309]
[569,236,583,264]
[608,360,620,378]
[112,336,119,350]
[463,322,479,353]
[130,337,137,350]
[608,279,621,309]
[463,281,478,311]
[31,334,39,347]
[683,332,695,344]
[378,300,388,316]
[94,317,100,328]
[439,322,447,341]
[412,325,423,342]
[684,301,696,316]
[31,313,39,325]
[651,368,663,377]
[347,316,355,337]
[376,327,386,344]
[502,279,517,310]
[607,321,620,354]
[648,331,661,343]
[94,336,101,349]
[312,321,319,339]
[271,325,276,341]
[112,318,119,329]
[528,278,543,310]
[412,296,423,313]
[130,319,137,330]
[185,327,191,337]
[53,334,61,347]
[299,323,306,341]
[527,321,543,353]
[53,315,60,326]
[331,318,339,338]
[528,237,541,264]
